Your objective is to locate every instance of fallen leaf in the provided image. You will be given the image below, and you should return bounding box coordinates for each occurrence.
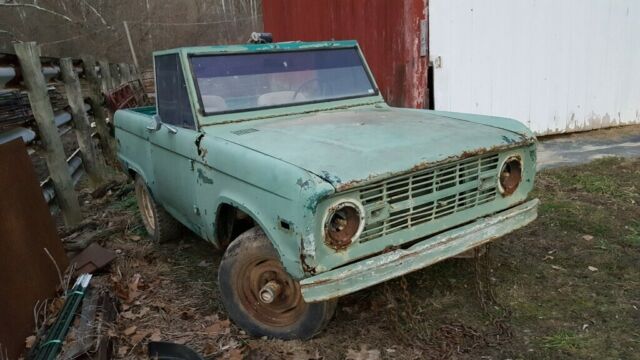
[130,235,141,241]
[25,335,36,349]
[588,266,598,272]
[582,234,594,241]
[130,330,150,344]
[202,343,217,356]
[117,346,129,357]
[204,315,218,322]
[149,329,162,342]
[346,345,381,360]
[123,325,137,336]
[138,306,151,317]
[127,274,142,303]
[173,337,189,345]
[205,319,231,336]
[121,311,136,320]
[224,347,244,360]
[180,309,195,320]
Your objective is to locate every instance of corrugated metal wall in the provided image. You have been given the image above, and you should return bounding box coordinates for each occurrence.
[263,0,428,108]
[429,0,640,135]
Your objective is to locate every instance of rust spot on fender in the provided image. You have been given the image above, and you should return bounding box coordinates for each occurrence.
[299,238,317,275]
[195,133,208,160]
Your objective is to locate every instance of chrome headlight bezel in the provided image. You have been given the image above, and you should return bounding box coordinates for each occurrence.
[321,199,365,250]
[498,154,523,196]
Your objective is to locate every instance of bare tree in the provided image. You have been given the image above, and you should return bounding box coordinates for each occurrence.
[0,0,263,68]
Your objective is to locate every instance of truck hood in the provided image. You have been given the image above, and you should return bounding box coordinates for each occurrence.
[208,107,534,191]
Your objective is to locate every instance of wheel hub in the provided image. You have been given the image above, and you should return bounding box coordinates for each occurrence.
[259,280,282,304]
[237,258,307,327]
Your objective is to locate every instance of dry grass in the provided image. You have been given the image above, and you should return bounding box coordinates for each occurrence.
[49,156,640,359]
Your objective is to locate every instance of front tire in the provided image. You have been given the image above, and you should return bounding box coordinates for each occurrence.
[134,176,181,243]
[218,227,336,339]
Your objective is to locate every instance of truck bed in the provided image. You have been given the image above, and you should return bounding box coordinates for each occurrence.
[129,106,156,116]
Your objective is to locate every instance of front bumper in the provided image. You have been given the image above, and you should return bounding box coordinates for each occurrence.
[300,198,539,302]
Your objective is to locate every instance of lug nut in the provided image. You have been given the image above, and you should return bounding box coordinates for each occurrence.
[259,280,282,304]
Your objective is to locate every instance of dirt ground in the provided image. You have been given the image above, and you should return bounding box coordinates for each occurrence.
[50,155,640,360]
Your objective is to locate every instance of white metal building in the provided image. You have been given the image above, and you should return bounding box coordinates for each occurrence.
[429,0,640,135]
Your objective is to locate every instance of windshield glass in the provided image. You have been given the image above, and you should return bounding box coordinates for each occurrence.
[190,48,376,115]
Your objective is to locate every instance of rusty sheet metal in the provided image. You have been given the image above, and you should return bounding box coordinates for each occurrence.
[0,139,69,360]
[105,83,141,111]
[263,0,428,109]
[70,243,116,275]
[300,199,539,302]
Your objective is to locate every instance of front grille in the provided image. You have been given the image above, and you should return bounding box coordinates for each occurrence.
[358,153,500,242]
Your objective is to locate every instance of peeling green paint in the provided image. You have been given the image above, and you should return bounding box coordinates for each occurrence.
[301,199,539,302]
[114,40,539,295]
[197,168,213,184]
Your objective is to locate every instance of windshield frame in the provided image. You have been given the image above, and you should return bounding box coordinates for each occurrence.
[188,46,379,117]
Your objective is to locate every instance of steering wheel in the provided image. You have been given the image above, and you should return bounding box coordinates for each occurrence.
[292,78,321,100]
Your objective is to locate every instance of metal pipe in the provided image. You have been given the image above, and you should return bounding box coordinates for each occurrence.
[0,64,67,89]
[54,111,72,127]
[41,148,84,204]
[0,127,36,145]
[0,66,16,88]
[41,65,60,82]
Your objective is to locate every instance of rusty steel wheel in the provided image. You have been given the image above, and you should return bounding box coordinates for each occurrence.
[134,176,181,243]
[218,227,337,339]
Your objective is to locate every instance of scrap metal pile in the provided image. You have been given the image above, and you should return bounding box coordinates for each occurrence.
[0,87,68,131]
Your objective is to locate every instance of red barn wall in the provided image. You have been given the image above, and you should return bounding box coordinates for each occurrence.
[263,0,428,109]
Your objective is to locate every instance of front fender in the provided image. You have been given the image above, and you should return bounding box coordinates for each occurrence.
[214,193,304,278]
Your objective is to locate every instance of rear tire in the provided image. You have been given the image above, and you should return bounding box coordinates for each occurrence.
[218,227,337,339]
[134,176,181,243]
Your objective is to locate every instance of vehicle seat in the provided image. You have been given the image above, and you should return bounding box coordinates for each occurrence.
[257,91,306,107]
[202,95,228,113]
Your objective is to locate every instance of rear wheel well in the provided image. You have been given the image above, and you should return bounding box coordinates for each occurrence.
[215,203,256,248]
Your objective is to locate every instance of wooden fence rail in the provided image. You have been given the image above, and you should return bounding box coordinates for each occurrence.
[0,42,140,226]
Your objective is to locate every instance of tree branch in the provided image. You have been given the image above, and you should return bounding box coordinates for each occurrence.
[0,29,18,39]
[80,0,108,26]
[0,3,72,22]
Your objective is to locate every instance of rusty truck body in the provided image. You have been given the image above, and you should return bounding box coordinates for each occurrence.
[115,40,538,339]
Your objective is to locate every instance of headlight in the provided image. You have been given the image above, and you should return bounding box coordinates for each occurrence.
[499,155,523,196]
[323,200,365,250]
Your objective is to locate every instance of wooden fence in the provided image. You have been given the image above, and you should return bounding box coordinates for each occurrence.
[0,42,143,227]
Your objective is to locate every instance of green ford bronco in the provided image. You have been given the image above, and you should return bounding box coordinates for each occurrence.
[115,40,539,339]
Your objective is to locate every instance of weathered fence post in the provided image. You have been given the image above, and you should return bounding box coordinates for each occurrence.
[119,62,131,83]
[59,58,106,187]
[97,60,112,92]
[110,63,121,88]
[129,64,139,81]
[81,55,118,166]
[14,42,82,226]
